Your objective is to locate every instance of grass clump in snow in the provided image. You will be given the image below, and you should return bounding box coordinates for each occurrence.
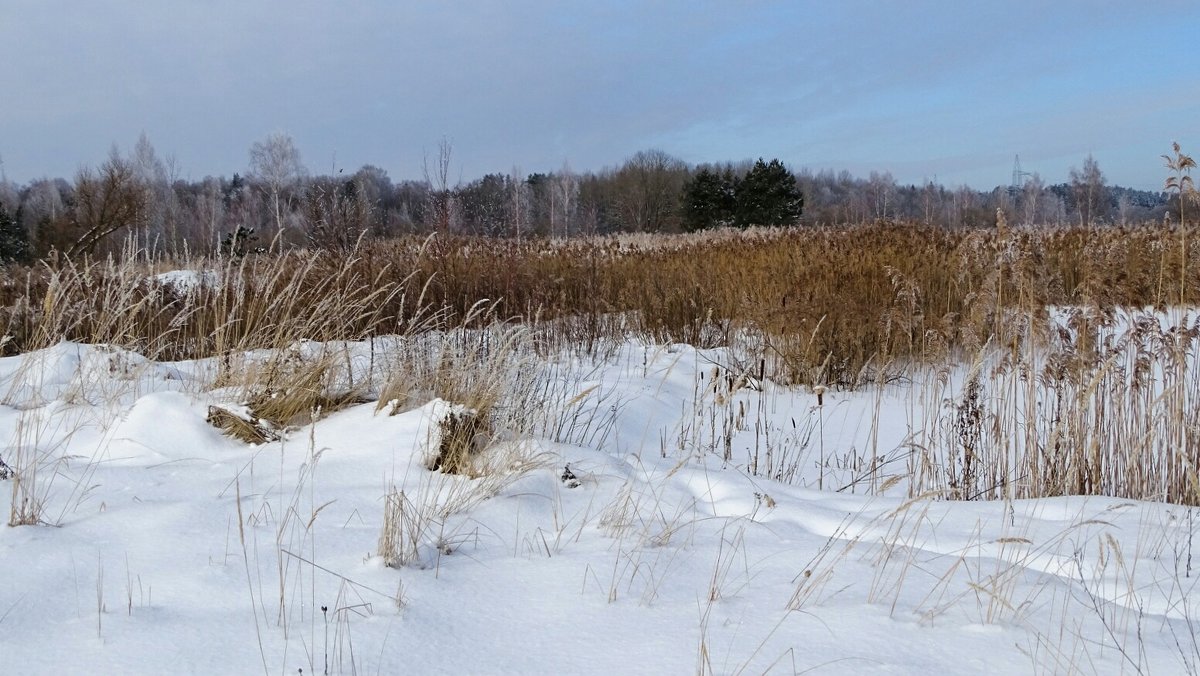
[206,352,364,444]
[378,488,422,568]
[378,439,546,569]
[205,404,280,445]
[425,407,490,475]
[377,304,545,478]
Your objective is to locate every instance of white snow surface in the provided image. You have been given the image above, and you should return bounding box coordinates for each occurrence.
[0,338,1197,675]
[151,269,220,292]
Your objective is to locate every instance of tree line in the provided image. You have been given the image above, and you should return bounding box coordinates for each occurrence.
[0,133,1177,263]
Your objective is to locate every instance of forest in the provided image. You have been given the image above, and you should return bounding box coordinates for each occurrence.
[0,133,1176,263]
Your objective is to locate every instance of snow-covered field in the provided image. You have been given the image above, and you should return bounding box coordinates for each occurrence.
[2,334,1199,674]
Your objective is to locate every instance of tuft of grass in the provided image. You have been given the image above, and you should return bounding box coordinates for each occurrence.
[425,408,491,476]
[206,405,280,445]
[378,487,422,569]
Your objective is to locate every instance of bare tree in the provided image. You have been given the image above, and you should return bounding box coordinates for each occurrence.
[1046,193,1068,227]
[194,176,226,249]
[553,161,579,238]
[920,180,941,225]
[1069,154,1106,228]
[130,133,182,251]
[0,181,18,220]
[60,148,147,258]
[304,177,373,253]
[391,180,430,233]
[1116,193,1133,226]
[867,171,896,220]
[22,180,63,223]
[1020,173,1045,226]
[457,174,510,236]
[507,166,530,239]
[947,185,985,227]
[613,149,688,233]
[423,136,456,233]
[249,132,306,239]
[20,179,66,254]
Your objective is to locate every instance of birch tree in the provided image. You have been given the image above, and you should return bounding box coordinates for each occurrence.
[249,132,306,239]
[1069,154,1106,228]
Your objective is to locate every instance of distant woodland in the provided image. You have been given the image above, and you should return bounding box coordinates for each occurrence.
[0,133,1178,262]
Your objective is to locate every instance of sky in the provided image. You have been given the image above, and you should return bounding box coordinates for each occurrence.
[1,1,1197,191]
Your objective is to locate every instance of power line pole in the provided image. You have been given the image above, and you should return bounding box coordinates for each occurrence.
[1009,155,1032,195]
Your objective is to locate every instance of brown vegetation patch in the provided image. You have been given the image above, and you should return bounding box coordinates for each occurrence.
[1,222,1196,386]
[206,405,280,445]
[425,409,492,476]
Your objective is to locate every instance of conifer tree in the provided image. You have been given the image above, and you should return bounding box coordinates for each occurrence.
[682,167,736,231]
[734,158,803,228]
[0,202,30,263]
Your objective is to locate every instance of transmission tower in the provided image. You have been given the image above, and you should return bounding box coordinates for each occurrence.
[1009,155,1033,194]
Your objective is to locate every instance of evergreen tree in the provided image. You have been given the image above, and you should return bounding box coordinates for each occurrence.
[682,167,736,231]
[0,202,31,263]
[734,158,803,228]
[220,225,261,258]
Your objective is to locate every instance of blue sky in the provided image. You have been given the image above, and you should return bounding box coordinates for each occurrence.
[1,1,1197,190]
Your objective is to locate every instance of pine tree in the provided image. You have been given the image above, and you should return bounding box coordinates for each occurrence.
[220,226,261,258]
[682,167,736,231]
[734,159,803,228]
[0,202,31,263]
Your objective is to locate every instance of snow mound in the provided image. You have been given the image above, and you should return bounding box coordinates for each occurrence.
[105,391,234,464]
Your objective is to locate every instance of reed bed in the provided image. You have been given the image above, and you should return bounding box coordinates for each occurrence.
[2,221,1199,505]
[1,222,1195,381]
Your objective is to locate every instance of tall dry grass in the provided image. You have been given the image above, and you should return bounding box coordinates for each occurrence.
[1,222,1195,383]
[909,306,1200,504]
[2,221,1198,505]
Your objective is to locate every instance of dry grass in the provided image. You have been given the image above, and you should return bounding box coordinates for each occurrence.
[2,221,1199,507]
[424,408,491,475]
[4,217,1200,673]
[205,405,280,445]
[911,306,1200,504]
[378,440,546,569]
[2,223,1195,384]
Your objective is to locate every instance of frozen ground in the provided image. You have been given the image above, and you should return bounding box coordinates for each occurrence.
[1,338,1198,674]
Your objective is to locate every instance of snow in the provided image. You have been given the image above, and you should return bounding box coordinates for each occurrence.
[1,336,1198,674]
[151,269,220,292]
